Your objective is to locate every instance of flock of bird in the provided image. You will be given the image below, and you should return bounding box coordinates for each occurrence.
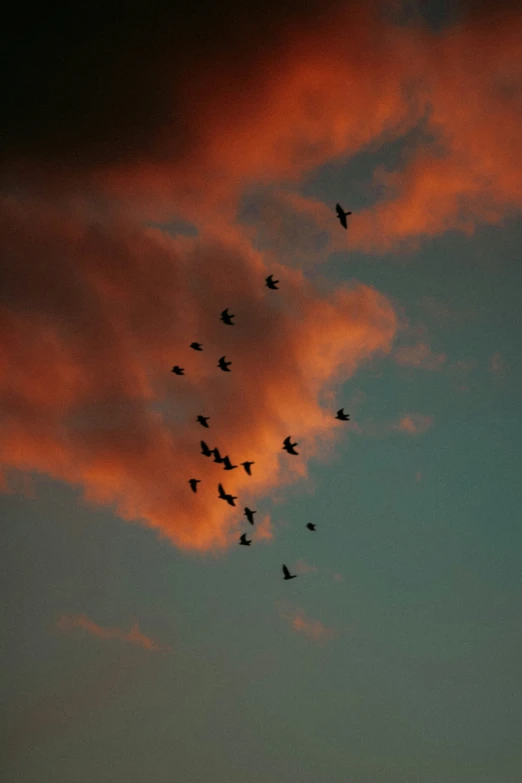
[173,204,352,581]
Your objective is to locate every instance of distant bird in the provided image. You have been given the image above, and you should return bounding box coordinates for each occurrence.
[220,308,235,326]
[213,447,224,464]
[335,408,350,421]
[282,564,297,580]
[239,533,251,546]
[306,523,316,531]
[282,435,299,455]
[190,342,203,351]
[244,507,256,525]
[201,440,213,457]
[336,203,352,229]
[218,483,237,507]
[265,274,279,290]
[188,478,200,493]
[241,461,254,476]
[197,415,210,428]
[223,455,238,471]
[171,365,184,375]
[218,356,232,372]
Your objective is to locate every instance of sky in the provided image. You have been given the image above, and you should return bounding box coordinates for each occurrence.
[2,1,522,780]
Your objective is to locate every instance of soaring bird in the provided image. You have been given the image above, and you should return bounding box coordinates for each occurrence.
[190,342,203,351]
[220,308,235,326]
[244,507,256,525]
[197,415,210,428]
[306,523,316,531]
[201,440,213,457]
[335,203,352,229]
[171,365,184,375]
[265,274,279,290]
[188,478,200,493]
[241,461,254,476]
[282,564,297,580]
[213,447,224,464]
[239,533,251,546]
[218,483,237,506]
[223,455,238,471]
[336,408,350,421]
[218,356,232,372]
[282,436,299,455]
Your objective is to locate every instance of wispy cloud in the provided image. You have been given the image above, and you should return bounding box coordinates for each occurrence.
[394,342,446,371]
[393,414,433,435]
[279,604,335,642]
[490,351,509,376]
[57,614,169,652]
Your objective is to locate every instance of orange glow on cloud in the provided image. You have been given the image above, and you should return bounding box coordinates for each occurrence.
[279,604,335,641]
[57,614,166,651]
[394,413,434,435]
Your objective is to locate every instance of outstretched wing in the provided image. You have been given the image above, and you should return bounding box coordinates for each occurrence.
[282,564,291,578]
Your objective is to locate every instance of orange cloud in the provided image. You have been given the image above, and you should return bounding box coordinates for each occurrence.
[57,614,167,651]
[279,604,335,641]
[394,413,434,435]
[394,342,446,370]
[490,351,509,375]
[0,197,396,551]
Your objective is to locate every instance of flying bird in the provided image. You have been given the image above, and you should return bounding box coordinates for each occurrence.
[223,455,238,471]
[190,342,203,351]
[306,523,316,531]
[218,356,232,372]
[282,436,299,455]
[218,483,237,506]
[239,533,251,546]
[336,203,352,229]
[282,564,297,580]
[220,308,235,326]
[241,461,254,476]
[171,365,184,375]
[213,447,224,464]
[188,478,200,493]
[335,408,350,421]
[265,274,279,290]
[201,440,213,457]
[197,415,210,428]
[244,507,256,525]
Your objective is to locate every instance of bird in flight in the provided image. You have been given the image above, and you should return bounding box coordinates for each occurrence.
[220,308,235,326]
[201,440,213,457]
[223,455,238,471]
[218,483,237,507]
[190,342,203,351]
[218,356,232,372]
[197,415,210,428]
[244,507,256,525]
[188,478,200,493]
[171,365,184,375]
[241,461,254,476]
[306,523,316,531]
[335,408,350,421]
[239,533,251,546]
[213,447,224,464]
[282,436,299,455]
[265,274,279,290]
[282,564,297,580]
[336,203,352,229]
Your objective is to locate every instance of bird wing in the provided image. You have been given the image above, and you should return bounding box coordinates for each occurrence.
[218,483,226,497]
[282,565,291,578]
[337,408,344,416]
[240,534,247,543]
[283,436,291,446]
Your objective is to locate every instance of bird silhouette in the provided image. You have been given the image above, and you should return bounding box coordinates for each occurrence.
[239,533,251,546]
[265,274,279,290]
[282,564,297,580]
[188,478,200,493]
[190,342,203,351]
[244,507,256,525]
[335,203,352,229]
[282,435,299,455]
[306,523,316,531]
[213,447,224,464]
[218,483,237,506]
[336,408,350,421]
[220,308,235,325]
[201,440,213,457]
[218,356,232,372]
[241,461,254,476]
[223,455,238,471]
[171,365,184,375]
[197,415,210,428]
